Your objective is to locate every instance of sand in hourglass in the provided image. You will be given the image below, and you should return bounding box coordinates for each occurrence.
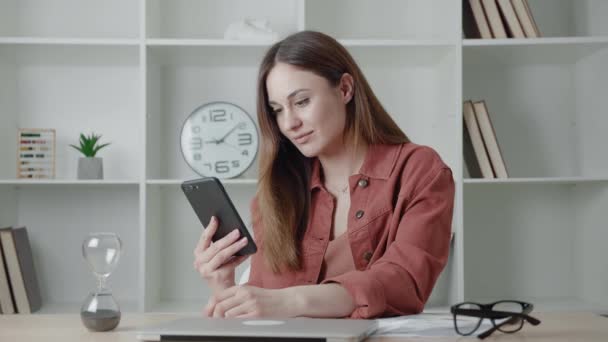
[81,309,121,331]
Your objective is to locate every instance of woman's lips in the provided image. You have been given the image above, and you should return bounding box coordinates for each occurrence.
[294,131,313,144]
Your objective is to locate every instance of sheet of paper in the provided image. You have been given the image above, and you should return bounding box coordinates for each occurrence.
[374,312,493,337]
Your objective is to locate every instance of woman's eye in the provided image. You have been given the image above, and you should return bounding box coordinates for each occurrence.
[295,98,309,107]
[271,108,282,115]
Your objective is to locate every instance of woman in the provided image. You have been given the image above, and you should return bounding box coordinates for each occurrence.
[193,30,455,319]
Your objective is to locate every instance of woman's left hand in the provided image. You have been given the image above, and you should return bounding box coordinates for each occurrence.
[203,285,298,318]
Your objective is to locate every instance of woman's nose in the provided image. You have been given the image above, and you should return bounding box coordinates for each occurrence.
[283,110,302,131]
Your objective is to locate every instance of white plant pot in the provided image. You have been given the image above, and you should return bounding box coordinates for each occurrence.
[78,157,104,179]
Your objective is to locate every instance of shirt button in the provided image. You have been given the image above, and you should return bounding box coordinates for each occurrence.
[363,251,373,262]
[355,210,364,219]
[357,179,369,188]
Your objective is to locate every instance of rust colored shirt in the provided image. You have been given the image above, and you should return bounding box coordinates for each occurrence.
[247,142,455,319]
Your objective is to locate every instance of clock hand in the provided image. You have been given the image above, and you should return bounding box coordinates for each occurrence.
[216,122,244,143]
[221,141,241,152]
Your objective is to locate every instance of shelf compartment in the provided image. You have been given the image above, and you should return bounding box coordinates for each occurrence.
[146,45,266,180]
[0,44,141,180]
[463,183,608,311]
[0,186,141,314]
[305,0,459,40]
[144,183,253,312]
[525,0,608,38]
[146,0,300,40]
[463,43,608,178]
[146,44,459,179]
[0,0,139,39]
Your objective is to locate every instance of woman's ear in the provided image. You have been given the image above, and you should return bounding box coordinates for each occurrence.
[339,73,355,104]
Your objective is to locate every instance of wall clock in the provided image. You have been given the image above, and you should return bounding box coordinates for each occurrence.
[180,101,259,179]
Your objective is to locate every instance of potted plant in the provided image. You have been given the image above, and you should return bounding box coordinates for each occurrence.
[70,133,111,180]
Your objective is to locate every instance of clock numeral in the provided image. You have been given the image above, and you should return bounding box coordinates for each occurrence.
[232,160,240,168]
[191,125,201,133]
[210,109,227,122]
[242,150,249,156]
[204,163,212,171]
[201,116,207,123]
[194,153,202,161]
[238,133,252,146]
[190,137,202,150]
[215,160,230,174]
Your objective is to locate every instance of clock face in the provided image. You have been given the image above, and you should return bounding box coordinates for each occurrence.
[180,102,259,179]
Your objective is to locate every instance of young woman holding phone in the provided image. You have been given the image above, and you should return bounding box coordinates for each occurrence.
[192,30,455,319]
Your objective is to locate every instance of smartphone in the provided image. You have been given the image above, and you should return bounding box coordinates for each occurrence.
[181,177,257,256]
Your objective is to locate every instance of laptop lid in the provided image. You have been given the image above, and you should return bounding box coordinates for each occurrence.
[136,316,378,342]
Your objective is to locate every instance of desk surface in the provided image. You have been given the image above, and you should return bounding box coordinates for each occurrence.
[0,311,606,341]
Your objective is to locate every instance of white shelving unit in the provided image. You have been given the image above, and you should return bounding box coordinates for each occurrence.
[0,0,606,315]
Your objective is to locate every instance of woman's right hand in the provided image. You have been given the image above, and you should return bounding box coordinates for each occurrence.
[193,216,250,293]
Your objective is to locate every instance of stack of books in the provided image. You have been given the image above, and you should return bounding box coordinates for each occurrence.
[0,226,42,314]
[463,100,509,179]
[463,0,541,39]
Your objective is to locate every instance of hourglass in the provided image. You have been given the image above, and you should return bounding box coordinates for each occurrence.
[80,232,122,332]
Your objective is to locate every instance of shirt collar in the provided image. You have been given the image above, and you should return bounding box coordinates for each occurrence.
[309,143,404,191]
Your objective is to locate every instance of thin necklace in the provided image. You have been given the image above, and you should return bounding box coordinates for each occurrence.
[327,183,349,195]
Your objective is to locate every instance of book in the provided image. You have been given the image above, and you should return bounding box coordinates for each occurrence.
[0,227,16,314]
[463,101,495,178]
[473,101,509,178]
[463,0,493,39]
[511,0,541,37]
[497,0,525,38]
[481,0,507,38]
[0,226,42,314]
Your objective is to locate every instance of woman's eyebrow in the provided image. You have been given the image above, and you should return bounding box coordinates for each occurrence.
[269,88,311,106]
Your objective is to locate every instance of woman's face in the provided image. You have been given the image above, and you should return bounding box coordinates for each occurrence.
[266,62,353,158]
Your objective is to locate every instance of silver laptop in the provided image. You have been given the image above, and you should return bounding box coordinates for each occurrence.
[136,316,377,342]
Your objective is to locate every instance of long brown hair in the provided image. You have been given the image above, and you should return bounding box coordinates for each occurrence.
[256,30,409,273]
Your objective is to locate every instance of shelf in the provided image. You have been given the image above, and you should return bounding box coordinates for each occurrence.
[146,39,276,47]
[340,39,458,47]
[145,38,458,48]
[147,179,257,186]
[463,36,608,47]
[464,177,608,185]
[0,180,140,186]
[0,37,140,46]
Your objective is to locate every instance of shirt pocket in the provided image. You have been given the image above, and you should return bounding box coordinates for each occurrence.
[358,206,393,250]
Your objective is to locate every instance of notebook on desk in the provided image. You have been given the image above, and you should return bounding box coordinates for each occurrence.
[136,316,377,342]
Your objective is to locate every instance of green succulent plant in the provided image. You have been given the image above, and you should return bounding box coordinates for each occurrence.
[70,133,111,157]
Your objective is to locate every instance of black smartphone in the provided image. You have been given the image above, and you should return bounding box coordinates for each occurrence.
[181,177,257,256]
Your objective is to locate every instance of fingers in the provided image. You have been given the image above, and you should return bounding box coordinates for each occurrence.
[194,229,243,270]
[202,286,239,317]
[205,236,248,271]
[195,216,218,255]
[214,294,248,318]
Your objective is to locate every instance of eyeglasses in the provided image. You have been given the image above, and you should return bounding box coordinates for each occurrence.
[450,300,541,339]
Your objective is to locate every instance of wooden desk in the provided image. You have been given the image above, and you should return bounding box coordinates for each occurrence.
[0,312,606,341]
